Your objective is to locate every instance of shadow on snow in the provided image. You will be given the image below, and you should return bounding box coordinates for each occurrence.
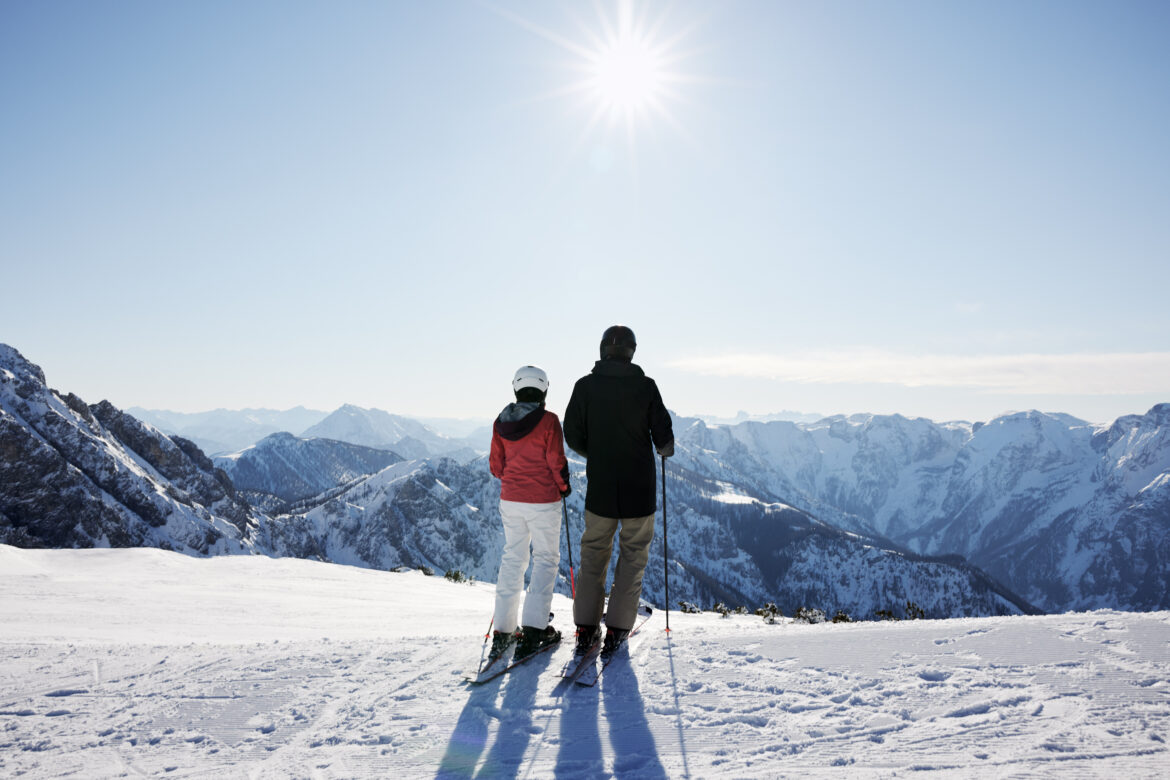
[435,642,675,779]
[435,650,556,779]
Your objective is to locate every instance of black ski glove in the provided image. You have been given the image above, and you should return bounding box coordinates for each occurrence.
[657,439,675,458]
[560,485,572,498]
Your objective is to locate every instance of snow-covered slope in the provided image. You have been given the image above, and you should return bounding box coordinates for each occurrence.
[259,457,504,577]
[214,433,403,512]
[0,345,259,554]
[2,545,1167,778]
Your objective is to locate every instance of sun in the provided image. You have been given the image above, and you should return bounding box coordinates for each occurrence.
[493,0,703,146]
[587,33,666,124]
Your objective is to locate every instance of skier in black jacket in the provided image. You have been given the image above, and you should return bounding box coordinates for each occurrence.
[563,324,674,656]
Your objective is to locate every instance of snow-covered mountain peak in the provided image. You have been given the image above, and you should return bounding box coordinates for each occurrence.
[213,432,405,512]
[1097,402,1170,447]
[1,346,260,553]
[0,343,46,394]
[258,430,301,445]
[980,408,1091,434]
[301,404,485,463]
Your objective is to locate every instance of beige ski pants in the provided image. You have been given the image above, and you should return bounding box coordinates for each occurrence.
[572,510,655,632]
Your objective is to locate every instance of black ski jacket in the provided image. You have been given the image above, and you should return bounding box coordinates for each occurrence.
[563,359,674,519]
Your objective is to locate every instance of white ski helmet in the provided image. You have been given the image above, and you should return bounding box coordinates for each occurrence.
[512,365,549,394]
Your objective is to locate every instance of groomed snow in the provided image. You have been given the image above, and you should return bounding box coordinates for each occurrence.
[2,546,1168,778]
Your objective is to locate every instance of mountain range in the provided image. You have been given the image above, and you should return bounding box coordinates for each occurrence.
[670,408,1170,612]
[300,404,484,462]
[212,432,404,513]
[3,342,1167,617]
[131,404,489,461]
[126,406,330,455]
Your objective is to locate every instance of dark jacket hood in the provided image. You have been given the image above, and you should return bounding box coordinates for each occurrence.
[494,402,545,441]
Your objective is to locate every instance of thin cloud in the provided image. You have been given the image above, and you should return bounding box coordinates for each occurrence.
[667,351,1170,396]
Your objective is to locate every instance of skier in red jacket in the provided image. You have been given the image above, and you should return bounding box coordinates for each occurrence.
[488,365,571,660]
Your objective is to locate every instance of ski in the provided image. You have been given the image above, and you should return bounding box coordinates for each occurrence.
[467,637,560,685]
[575,605,654,687]
[559,631,602,682]
[466,642,513,682]
[465,612,557,685]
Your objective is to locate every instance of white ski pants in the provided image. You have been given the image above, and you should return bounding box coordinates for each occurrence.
[494,498,562,633]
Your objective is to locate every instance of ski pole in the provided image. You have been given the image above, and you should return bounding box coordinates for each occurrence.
[484,617,494,641]
[662,454,670,634]
[562,497,576,598]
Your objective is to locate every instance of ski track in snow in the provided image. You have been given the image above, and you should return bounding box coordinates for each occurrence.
[2,547,1170,778]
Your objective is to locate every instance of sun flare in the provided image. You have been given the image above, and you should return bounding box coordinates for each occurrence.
[495,0,702,147]
[588,34,665,121]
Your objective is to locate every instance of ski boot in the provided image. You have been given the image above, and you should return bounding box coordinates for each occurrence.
[600,627,629,660]
[515,624,561,659]
[574,625,601,656]
[487,629,519,665]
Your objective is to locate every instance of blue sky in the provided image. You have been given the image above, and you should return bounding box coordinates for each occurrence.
[2,0,1168,424]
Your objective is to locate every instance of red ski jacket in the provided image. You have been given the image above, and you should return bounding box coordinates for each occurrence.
[490,403,570,504]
